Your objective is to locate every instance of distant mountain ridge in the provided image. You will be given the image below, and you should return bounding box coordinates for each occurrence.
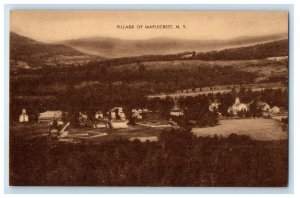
[10,32,288,69]
[10,32,100,68]
[61,33,287,58]
[194,39,288,61]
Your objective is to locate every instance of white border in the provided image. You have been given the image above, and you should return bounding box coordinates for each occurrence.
[1,0,299,197]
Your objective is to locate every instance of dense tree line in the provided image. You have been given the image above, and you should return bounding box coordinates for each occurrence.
[10,128,288,186]
[11,64,256,94]
[10,62,258,122]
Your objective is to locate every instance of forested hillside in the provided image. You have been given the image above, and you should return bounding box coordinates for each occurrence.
[194,39,288,60]
[10,32,100,68]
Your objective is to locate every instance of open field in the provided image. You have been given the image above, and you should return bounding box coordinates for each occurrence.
[68,125,166,143]
[192,118,287,141]
[11,117,287,143]
[10,123,170,143]
[112,58,287,83]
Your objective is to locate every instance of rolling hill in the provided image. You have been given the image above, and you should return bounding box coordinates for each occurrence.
[10,32,100,68]
[195,39,288,60]
[61,33,287,58]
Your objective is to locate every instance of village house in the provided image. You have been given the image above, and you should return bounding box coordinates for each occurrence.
[94,111,109,128]
[142,108,150,113]
[256,102,271,117]
[257,102,271,112]
[95,111,104,120]
[78,111,91,127]
[109,107,129,128]
[209,101,221,112]
[38,110,63,123]
[19,109,29,123]
[132,109,143,120]
[170,106,184,117]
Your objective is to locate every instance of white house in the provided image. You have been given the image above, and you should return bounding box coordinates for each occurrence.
[228,97,249,115]
[19,109,29,123]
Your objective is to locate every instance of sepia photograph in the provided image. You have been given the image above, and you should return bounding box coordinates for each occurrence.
[9,10,289,187]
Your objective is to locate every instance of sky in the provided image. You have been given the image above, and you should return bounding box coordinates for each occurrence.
[10,10,288,43]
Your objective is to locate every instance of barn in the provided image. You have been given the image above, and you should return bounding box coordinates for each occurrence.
[38,110,63,123]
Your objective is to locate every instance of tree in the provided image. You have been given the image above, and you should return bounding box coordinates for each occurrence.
[138,64,146,73]
[249,100,262,118]
[160,96,175,119]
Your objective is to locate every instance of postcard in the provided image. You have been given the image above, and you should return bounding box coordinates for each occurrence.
[9,10,288,186]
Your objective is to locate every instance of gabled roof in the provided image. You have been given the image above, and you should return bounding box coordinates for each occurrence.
[39,110,62,118]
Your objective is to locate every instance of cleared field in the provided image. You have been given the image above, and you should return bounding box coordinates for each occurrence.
[11,118,287,142]
[10,123,168,143]
[147,84,286,99]
[10,123,49,138]
[192,118,287,141]
[112,59,285,71]
[68,125,164,142]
